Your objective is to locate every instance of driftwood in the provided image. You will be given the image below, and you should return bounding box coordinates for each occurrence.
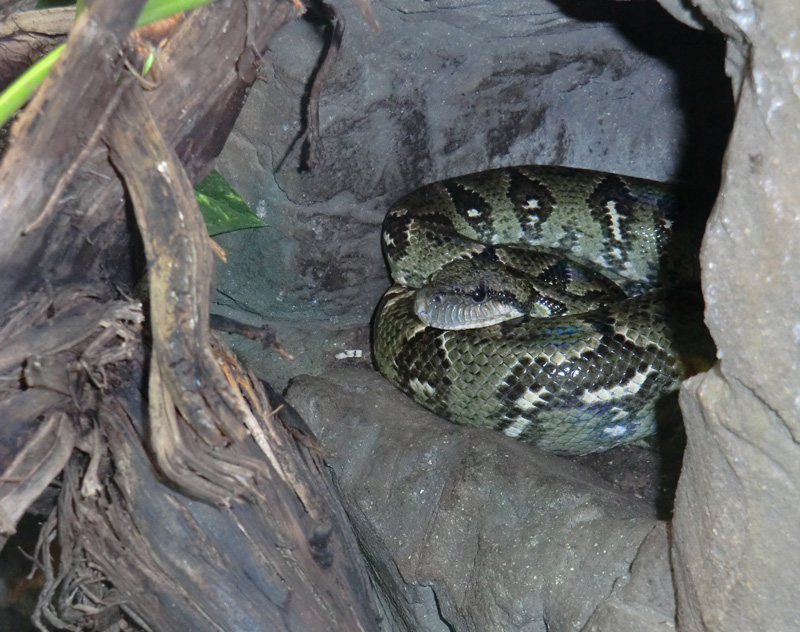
[0,1,379,629]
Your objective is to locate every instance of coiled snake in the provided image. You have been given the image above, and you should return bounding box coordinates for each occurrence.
[372,166,715,455]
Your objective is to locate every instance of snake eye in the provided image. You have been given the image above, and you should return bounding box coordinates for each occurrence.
[470,286,487,304]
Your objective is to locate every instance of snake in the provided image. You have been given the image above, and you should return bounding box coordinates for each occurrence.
[372,165,716,455]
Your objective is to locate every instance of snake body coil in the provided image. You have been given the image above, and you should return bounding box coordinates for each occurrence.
[373,166,714,455]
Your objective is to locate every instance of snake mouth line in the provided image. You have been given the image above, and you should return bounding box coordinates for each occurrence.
[414,286,524,330]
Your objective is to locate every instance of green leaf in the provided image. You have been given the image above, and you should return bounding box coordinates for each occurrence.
[195,171,266,237]
[35,0,76,8]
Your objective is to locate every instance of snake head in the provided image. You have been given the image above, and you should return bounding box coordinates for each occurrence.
[414,258,534,329]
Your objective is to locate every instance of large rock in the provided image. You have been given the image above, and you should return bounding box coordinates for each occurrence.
[287,368,676,632]
[211,0,736,630]
[668,1,800,630]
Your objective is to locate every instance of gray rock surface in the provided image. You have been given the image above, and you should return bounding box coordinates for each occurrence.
[287,368,676,632]
[210,0,734,630]
[669,1,800,630]
[213,0,728,391]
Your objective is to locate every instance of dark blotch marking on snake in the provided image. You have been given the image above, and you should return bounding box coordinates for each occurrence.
[374,166,715,454]
[507,169,557,238]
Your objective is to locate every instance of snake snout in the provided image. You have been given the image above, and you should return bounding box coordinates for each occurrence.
[415,284,525,330]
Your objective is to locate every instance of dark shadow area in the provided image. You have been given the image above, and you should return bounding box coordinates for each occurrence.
[552,0,733,516]
[554,0,733,205]
[0,512,47,632]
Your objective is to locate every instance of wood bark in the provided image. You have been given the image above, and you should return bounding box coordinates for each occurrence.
[0,1,379,629]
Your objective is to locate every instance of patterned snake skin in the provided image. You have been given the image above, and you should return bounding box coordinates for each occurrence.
[372,166,715,455]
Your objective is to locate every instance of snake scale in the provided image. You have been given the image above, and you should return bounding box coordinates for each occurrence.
[372,165,715,455]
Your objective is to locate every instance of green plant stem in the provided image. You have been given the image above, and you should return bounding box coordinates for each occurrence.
[0,0,217,129]
[0,44,64,128]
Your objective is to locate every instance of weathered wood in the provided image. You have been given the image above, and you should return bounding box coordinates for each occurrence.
[107,84,267,500]
[0,0,147,550]
[0,7,73,89]
[30,331,378,630]
[0,1,145,297]
[0,293,144,553]
[0,0,380,629]
[0,0,300,301]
